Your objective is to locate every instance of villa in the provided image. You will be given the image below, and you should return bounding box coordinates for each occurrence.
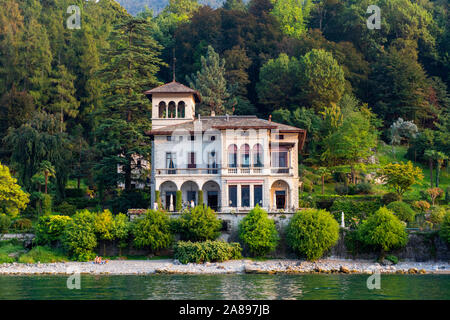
[145,81,306,213]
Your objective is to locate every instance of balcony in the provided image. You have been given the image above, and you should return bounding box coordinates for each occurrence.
[156,167,219,175]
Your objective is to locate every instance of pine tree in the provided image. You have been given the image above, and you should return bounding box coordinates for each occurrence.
[187,45,231,115]
[96,17,165,191]
[48,65,80,132]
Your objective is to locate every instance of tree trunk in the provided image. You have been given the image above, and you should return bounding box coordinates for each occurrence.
[44,172,48,194]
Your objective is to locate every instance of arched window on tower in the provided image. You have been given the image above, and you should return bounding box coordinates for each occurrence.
[168,101,176,118]
[177,101,185,118]
[158,101,166,118]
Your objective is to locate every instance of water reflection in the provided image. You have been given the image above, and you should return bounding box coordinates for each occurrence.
[0,274,448,300]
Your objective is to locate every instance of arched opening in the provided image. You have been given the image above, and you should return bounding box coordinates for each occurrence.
[177,101,185,118]
[180,181,199,207]
[202,180,221,211]
[159,181,177,211]
[240,144,250,168]
[158,101,167,118]
[168,101,176,118]
[228,144,237,168]
[252,144,263,167]
[270,180,289,210]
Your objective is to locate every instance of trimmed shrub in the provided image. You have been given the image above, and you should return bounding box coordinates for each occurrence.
[439,212,450,244]
[54,201,76,216]
[176,190,182,212]
[429,206,446,225]
[357,207,408,257]
[62,210,97,261]
[0,214,11,233]
[155,190,162,209]
[238,205,279,256]
[11,218,32,231]
[386,201,416,223]
[286,209,340,261]
[198,190,204,207]
[382,192,401,205]
[330,199,380,228]
[131,210,172,251]
[385,255,399,265]
[174,240,242,264]
[42,193,52,215]
[177,205,222,241]
[18,246,68,263]
[35,215,72,245]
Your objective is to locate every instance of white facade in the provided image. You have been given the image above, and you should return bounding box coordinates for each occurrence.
[147,82,304,213]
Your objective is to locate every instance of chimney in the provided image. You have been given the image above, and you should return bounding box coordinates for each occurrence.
[211,110,215,117]
[226,114,229,122]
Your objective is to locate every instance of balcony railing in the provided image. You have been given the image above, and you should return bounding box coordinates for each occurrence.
[156,167,219,175]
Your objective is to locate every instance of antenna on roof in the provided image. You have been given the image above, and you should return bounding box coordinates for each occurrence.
[172,47,176,82]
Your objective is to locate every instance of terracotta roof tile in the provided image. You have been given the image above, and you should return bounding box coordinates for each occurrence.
[144,81,201,102]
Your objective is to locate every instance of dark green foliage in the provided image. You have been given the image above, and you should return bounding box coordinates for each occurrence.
[440,212,450,244]
[386,201,416,223]
[174,240,242,264]
[64,189,85,198]
[177,205,222,241]
[330,199,381,228]
[357,207,408,256]
[0,214,11,233]
[238,205,279,256]
[382,192,401,205]
[286,209,339,261]
[62,210,97,261]
[54,201,76,216]
[107,189,151,215]
[131,210,173,251]
[348,183,373,195]
[35,215,72,245]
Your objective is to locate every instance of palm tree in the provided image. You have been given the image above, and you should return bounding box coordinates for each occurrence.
[316,167,331,195]
[425,150,448,188]
[37,161,56,194]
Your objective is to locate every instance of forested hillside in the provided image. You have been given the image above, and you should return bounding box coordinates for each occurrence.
[0,0,448,216]
[116,0,228,15]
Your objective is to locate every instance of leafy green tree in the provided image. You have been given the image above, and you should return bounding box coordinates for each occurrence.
[131,209,173,251]
[321,105,378,183]
[0,162,29,218]
[357,207,408,259]
[379,162,424,197]
[187,45,231,115]
[177,205,222,241]
[299,49,345,111]
[223,0,247,11]
[35,215,72,245]
[113,213,130,256]
[238,205,279,256]
[286,208,339,261]
[94,209,115,255]
[62,210,97,261]
[270,0,312,39]
[4,110,71,198]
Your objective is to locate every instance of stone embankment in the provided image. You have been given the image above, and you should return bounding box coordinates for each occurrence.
[0,258,449,275]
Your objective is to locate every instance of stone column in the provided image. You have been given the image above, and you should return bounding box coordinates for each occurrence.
[237,184,241,209]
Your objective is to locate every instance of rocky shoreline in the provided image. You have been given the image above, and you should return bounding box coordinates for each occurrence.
[0,258,449,275]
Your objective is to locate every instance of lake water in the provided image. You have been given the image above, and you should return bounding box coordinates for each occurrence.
[0,274,449,300]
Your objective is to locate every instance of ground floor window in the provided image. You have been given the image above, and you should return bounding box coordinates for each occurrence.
[241,185,250,207]
[254,185,263,207]
[229,185,237,207]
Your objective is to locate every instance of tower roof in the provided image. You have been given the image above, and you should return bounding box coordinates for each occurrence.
[144,81,201,103]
